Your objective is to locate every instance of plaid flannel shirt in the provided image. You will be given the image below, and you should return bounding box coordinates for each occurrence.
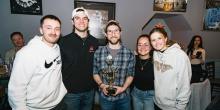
[93,45,135,101]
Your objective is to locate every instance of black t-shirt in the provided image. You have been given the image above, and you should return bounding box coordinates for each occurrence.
[133,56,154,91]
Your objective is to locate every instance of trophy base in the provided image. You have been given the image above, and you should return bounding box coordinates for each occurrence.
[107,87,117,96]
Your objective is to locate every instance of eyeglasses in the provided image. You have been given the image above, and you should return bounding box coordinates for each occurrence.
[107,29,120,34]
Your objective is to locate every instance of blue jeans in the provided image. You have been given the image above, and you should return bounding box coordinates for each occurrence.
[131,87,154,110]
[63,89,95,110]
[99,94,131,110]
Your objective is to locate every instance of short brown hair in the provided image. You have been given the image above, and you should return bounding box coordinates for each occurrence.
[104,20,122,33]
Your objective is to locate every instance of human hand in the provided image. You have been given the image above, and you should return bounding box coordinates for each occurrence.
[100,84,109,96]
[191,55,196,59]
[112,86,126,96]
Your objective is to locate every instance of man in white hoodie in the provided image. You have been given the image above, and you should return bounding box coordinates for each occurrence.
[8,15,67,110]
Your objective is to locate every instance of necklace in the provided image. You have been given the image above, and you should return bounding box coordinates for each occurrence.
[139,59,149,71]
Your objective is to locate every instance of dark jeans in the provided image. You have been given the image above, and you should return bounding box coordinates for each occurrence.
[51,99,66,110]
[63,89,95,110]
[99,95,131,110]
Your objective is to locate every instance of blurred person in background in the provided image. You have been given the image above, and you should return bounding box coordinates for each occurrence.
[5,32,25,65]
[186,35,206,83]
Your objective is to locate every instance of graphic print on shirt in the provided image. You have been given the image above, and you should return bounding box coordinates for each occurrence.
[89,45,95,53]
[154,60,172,72]
[44,56,60,69]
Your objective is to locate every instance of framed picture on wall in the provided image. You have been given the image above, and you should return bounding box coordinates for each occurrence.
[153,0,187,12]
[10,0,42,15]
[74,1,115,45]
[203,0,220,31]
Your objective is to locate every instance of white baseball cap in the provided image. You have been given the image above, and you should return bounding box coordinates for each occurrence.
[72,7,89,19]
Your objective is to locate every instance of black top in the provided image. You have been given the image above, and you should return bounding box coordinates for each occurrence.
[58,32,99,93]
[133,55,154,91]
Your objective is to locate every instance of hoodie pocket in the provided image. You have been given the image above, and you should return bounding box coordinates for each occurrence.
[154,80,177,107]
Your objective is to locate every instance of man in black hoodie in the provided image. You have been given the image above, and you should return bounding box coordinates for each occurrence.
[58,7,99,110]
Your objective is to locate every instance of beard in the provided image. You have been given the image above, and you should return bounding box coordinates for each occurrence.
[108,37,121,45]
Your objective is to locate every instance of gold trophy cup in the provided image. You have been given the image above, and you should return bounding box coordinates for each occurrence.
[101,55,117,96]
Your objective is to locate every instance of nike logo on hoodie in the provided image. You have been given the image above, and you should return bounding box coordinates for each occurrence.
[44,56,59,69]
[45,61,53,68]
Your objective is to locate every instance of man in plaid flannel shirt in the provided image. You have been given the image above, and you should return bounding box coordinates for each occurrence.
[93,20,135,110]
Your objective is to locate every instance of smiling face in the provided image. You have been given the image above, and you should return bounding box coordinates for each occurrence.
[106,25,121,45]
[11,34,25,48]
[137,37,152,57]
[72,11,89,33]
[150,32,167,51]
[40,18,61,47]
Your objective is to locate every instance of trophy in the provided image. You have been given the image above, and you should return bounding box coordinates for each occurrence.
[101,54,117,96]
